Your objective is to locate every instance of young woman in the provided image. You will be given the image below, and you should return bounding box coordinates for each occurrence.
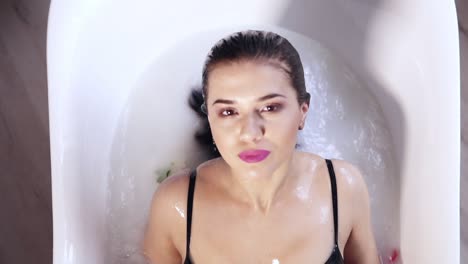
[144,30,379,264]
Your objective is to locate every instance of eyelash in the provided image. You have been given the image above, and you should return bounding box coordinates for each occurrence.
[219,104,282,117]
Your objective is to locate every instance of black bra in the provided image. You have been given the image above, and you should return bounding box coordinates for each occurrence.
[184,159,344,264]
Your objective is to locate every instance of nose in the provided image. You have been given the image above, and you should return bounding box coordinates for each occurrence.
[239,112,265,143]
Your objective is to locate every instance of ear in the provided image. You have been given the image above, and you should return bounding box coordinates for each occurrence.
[299,102,309,124]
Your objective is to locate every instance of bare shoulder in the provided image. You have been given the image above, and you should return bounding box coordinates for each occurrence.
[143,168,192,261]
[330,159,379,262]
[327,158,369,197]
[299,152,370,208]
[151,168,192,206]
[151,157,221,204]
[147,166,198,226]
[327,158,372,225]
[297,152,368,194]
[147,158,220,219]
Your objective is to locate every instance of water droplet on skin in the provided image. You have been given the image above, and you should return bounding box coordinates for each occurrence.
[294,185,309,201]
[338,167,354,185]
[320,206,330,224]
[174,202,185,218]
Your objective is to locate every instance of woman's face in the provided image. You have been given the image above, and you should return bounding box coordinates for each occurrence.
[205,60,309,176]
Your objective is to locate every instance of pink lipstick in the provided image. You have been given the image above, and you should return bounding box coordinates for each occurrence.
[238,149,270,163]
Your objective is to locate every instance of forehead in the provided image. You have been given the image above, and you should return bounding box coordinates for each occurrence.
[206,61,294,100]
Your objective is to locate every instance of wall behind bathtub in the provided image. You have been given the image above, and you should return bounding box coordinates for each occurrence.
[0,0,465,263]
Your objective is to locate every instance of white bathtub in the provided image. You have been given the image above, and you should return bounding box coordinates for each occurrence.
[47,0,460,263]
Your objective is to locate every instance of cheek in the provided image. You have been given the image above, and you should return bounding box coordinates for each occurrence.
[209,120,235,146]
[209,123,239,161]
[267,116,300,144]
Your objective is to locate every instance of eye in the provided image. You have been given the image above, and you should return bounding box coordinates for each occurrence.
[261,104,282,112]
[220,109,237,117]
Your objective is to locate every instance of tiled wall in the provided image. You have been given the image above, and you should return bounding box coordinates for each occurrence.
[0,0,465,263]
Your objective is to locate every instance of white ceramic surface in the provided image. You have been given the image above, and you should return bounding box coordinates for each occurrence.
[47,0,460,263]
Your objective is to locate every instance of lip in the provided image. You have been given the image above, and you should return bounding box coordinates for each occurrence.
[238,149,270,163]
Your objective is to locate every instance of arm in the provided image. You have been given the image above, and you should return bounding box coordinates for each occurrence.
[143,173,187,264]
[341,163,380,264]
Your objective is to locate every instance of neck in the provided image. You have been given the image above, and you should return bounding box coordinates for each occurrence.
[226,151,298,214]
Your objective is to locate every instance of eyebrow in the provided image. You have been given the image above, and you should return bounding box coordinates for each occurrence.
[212,93,286,105]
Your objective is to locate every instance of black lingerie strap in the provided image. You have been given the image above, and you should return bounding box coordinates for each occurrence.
[325,159,339,245]
[185,169,197,263]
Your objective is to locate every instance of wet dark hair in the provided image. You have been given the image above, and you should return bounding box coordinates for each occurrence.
[188,30,310,158]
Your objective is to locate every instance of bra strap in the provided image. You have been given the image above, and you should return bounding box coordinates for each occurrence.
[325,159,339,245]
[185,169,197,262]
